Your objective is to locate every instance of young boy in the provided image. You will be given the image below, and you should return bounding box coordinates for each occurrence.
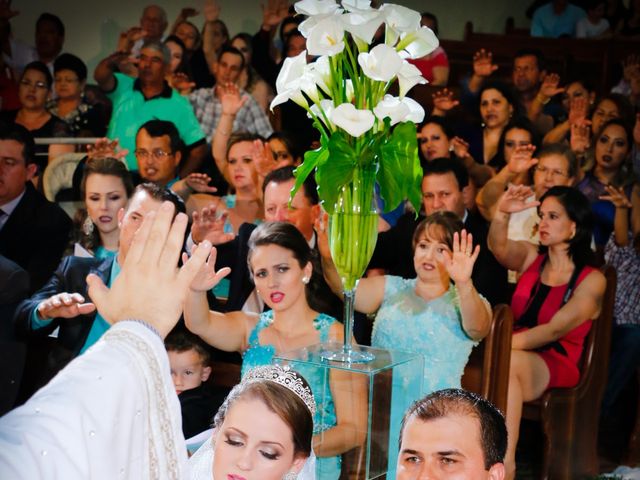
[165,330,225,439]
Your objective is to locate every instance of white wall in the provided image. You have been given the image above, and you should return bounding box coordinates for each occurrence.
[10,0,531,76]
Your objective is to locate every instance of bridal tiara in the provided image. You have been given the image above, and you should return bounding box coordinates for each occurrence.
[244,365,316,416]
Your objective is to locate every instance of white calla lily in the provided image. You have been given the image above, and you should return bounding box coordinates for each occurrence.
[294,0,341,16]
[396,61,426,98]
[380,4,421,32]
[270,51,314,110]
[307,56,332,95]
[398,26,439,59]
[400,96,425,123]
[307,16,346,56]
[331,103,375,137]
[342,10,384,45]
[358,44,403,82]
[373,95,409,126]
[381,3,421,45]
[309,99,336,129]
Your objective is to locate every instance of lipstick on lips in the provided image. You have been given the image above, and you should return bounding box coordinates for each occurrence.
[270,292,284,304]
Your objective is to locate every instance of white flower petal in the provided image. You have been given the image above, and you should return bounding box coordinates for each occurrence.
[357,44,403,82]
[331,103,375,137]
[399,26,439,59]
[275,51,308,94]
[342,10,384,45]
[400,96,425,123]
[380,4,421,34]
[342,0,372,12]
[307,16,345,57]
[397,61,426,98]
[373,94,410,126]
[294,0,341,16]
[307,56,332,95]
[309,99,336,129]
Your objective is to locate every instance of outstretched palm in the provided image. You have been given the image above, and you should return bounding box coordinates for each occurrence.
[507,145,537,175]
[184,246,231,292]
[441,230,479,285]
[497,185,539,214]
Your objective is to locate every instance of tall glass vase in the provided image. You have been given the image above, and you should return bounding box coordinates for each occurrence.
[322,166,378,363]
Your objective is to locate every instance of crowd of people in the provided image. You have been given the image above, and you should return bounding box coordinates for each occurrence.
[1,0,639,479]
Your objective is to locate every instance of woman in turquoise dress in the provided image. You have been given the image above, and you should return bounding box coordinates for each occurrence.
[73,157,133,259]
[320,211,493,476]
[184,222,367,480]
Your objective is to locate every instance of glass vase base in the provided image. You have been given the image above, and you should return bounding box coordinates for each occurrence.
[320,345,375,363]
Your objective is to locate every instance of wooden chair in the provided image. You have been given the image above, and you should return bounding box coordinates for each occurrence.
[461,303,514,415]
[521,265,617,479]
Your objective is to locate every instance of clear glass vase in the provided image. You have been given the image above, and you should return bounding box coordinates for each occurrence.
[322,166,378,363]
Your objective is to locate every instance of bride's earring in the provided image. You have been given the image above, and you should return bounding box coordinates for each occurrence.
[283,471,298,480]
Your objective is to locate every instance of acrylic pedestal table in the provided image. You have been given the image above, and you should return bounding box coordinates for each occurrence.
[275,343,423,479]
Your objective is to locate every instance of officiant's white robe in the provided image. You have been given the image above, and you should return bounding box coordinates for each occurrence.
[0,322,188,479]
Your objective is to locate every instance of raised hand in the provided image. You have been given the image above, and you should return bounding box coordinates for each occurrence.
[117,27,147,52]
[600,185,632,209]
[570,119,591,154]
[185,173,218,193]
[86,137,128,161]
[497,184,539,214]
[251,139,276,177]
[450,136,471,159]
[203,0,221,22]
[87,202,213,337]
[538,73,564,100]
[36,292,96,320]
[431,88,459,113]
[440,230,480,285]
[217,82,248,115]
[169,72,196,95]
[568,96,589,126]
[183,245,231,292]
[191,204,235,245]
[507,144,538,175]
[262,0,290,29]
[472,49,498,78]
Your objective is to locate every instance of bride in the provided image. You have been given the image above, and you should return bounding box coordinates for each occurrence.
[190,365,317,480]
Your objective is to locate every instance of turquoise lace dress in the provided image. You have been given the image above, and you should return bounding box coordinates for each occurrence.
[241,310,341,480]
[372,276,480,477]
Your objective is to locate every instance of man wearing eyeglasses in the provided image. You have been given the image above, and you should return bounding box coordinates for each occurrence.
[94,40,206,177]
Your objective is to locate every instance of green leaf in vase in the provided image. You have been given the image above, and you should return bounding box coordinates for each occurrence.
[291,145,327,207]
[316,132,358,213]
[378,121,422,214]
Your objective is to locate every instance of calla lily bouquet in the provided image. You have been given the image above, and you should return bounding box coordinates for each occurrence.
[271,0,439,215]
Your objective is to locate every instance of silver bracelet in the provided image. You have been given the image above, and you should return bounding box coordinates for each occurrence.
[122,319,163,340]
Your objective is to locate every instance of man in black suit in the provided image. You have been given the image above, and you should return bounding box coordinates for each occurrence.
[14,183,186,391]
[0,124,72,292]
[370,157,510,306]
